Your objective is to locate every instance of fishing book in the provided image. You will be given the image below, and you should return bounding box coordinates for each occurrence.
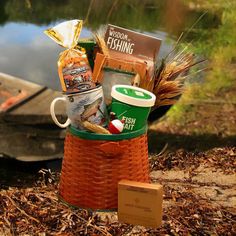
[104,24,162,66]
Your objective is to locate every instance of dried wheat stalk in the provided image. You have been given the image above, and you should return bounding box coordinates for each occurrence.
[93,27,110,57]
[152,46,205,107]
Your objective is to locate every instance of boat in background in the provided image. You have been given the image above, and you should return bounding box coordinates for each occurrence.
[0,72,65,162]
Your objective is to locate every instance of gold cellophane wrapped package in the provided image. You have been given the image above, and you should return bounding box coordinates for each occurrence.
[44,20,95,93]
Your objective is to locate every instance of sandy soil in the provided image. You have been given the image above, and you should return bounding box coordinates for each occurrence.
[0,100,235,235]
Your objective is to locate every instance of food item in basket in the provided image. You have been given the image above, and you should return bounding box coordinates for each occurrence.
[44,19,95,93]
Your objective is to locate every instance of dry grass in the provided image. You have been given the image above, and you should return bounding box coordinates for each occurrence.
[151,46,205,107]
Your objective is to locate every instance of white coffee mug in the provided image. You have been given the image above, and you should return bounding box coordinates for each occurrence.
[50,96,71,128]
[50,85,107,129]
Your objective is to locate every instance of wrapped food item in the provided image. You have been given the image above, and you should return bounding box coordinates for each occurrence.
[44,19,95,93]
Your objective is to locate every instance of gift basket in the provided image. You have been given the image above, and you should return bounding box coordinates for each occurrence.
[45,19,203,210]
[60,127,149,210]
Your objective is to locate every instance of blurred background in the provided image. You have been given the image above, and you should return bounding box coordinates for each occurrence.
[0,0,235,186]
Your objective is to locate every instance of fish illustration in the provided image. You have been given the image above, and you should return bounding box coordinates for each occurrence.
[81,97,103,121]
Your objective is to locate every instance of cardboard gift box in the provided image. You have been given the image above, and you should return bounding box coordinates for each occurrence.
[118,180,163,228]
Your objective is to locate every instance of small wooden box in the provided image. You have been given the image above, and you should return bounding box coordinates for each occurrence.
[118,180,163,228]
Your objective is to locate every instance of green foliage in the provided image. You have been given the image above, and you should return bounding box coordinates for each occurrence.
[0,0,164,31]
[0,0,221,34]
[1,0,234,127]
[166,0,236,125]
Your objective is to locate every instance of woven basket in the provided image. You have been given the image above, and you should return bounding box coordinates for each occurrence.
[59,126,150,210]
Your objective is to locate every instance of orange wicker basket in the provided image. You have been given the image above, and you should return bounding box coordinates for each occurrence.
[59,126,150,210]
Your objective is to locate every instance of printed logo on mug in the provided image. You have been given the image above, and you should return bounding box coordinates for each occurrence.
[50,85,107,129]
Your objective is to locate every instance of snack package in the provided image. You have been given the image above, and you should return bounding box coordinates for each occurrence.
[44,20,95,93]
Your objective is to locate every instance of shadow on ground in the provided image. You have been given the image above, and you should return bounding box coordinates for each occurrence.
[1,129,235,188]
[0,157,62,189]
[148,130,236,153]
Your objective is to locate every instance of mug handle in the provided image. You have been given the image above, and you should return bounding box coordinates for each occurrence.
[50,97,71,128]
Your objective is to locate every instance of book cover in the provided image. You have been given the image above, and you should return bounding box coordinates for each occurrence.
[104,24,162,63]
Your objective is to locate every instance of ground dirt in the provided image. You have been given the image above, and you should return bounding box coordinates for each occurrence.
[0,101,235,235]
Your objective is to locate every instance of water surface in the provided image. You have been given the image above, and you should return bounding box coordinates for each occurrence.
[0,0,217,90]
[0,0,222,187]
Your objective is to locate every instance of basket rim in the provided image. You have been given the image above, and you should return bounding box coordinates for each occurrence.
[68,125,147,141]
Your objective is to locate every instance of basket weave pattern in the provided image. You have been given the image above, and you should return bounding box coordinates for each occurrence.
[59,132,150,210]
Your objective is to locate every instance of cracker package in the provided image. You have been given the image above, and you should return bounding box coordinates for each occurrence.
[44,20,95,93]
